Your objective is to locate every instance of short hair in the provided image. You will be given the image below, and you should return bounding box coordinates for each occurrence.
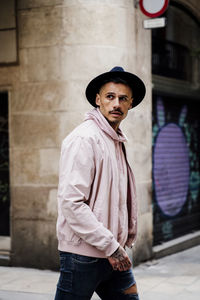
[98,77,133,97]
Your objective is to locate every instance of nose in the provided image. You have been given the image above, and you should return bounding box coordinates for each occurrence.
[112,97,120,108]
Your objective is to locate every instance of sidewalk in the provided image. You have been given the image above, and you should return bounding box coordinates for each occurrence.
[0,245,199,300]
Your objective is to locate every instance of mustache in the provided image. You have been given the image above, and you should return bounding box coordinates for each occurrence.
[109,109,123,115]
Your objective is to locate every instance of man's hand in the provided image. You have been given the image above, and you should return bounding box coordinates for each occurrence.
[108,246,132,271]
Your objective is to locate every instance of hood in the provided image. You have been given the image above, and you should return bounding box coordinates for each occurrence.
[84,108,127,143]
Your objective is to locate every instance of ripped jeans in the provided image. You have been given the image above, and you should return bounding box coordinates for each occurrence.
[55,251,139,300]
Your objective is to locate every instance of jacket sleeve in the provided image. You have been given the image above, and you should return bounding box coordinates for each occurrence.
[58,135,119,257]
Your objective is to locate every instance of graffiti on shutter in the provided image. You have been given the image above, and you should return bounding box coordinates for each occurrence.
[152,94,200,245]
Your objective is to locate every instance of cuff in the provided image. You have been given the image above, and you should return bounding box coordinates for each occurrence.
[104,237,120,257]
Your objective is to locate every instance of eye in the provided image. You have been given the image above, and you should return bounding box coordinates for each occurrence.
[107,94,114,100]
[119,96,128,102]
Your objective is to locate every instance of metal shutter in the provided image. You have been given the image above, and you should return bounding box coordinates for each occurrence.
[152,94,200,245]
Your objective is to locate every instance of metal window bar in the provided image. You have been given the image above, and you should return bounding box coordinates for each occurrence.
[152,38,192,81]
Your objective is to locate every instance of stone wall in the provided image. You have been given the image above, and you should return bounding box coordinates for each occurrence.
[0,0,151,269]
[10,0,64,269]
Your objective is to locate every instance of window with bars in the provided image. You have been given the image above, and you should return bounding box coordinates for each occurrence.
[0,0,17,64]
[152,4,200,82]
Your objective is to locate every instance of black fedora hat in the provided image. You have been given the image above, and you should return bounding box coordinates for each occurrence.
[85,66,146,108]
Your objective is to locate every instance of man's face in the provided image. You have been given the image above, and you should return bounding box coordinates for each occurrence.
[95,82,133,131]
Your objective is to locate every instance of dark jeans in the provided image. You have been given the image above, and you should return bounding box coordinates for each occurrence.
[54,251,139,300]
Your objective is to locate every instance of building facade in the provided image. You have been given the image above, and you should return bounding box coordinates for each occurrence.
[0,0,199,269]
[152,0,200,247]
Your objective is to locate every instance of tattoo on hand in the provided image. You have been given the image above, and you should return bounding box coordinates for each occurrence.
[111,247,125,261]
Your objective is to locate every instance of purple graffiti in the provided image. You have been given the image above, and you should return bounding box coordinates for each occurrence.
[154,123,190,216]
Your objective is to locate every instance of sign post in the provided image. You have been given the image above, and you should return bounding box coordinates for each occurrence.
[139,0,170,29]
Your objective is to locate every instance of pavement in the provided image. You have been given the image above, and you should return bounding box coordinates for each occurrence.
[0,245,199,300]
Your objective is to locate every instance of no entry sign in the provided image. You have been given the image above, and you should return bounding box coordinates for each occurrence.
[139,0,169,18]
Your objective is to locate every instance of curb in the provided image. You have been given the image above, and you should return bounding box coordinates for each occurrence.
[153,230,200,259]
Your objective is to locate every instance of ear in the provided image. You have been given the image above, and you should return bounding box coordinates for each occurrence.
[95,94,100,107]
[128,98,133,110]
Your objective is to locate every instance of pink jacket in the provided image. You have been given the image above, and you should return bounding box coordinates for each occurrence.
[56,108,137,258]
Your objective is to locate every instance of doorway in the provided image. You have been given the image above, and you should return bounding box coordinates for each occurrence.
[0,92,10,236]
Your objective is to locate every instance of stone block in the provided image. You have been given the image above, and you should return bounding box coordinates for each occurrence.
[47,189,58,218]
[11,186,58,220]
[60,45,131,81]
[23,0,133,10]
[11,147,59,185]
[61,4,135,48]
[18,6,62,48]
[137,181,152,215]
[11,219,59,269]
[58,111,88,141]
[57,80,91,112]
[10,113,60,148]
[132,212,153,264]
[135,10,151,76]
[19,49,28,82]
[17,0,63,9]
[0,66,19,85]
[132,150,152,183]
[39,148,60,178]
[12,82,66,112]
[62,0,134,9]
[11,148,40,185]
[19,47,60,82]
[12,80,90,113]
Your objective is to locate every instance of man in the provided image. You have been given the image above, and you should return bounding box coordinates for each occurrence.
[55,66,146,300]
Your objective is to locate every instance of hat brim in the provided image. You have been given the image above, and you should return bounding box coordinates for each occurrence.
[85,70,146,108]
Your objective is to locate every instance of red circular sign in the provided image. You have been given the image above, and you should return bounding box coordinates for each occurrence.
[139,0,169,18]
